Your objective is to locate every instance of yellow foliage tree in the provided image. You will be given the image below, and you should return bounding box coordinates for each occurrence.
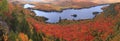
[18,33,29,41]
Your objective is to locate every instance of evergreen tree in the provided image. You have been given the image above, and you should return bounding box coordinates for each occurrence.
[0,0,8,13]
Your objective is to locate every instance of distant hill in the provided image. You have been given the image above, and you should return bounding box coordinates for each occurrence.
[9,0,97,11]
[9,0,120,11]
[9,0,120,4]
[33,1,97,11]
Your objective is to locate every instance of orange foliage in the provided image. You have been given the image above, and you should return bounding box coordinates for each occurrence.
[27,16,118,41]
[18,33,29,41]
[26,4,120,41]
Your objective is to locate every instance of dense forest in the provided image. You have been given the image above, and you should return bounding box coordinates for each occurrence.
[0,0,120,41]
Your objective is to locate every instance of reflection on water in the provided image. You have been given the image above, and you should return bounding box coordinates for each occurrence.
[24,4,109,23]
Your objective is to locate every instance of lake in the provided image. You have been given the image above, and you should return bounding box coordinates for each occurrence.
[24,4,109,23]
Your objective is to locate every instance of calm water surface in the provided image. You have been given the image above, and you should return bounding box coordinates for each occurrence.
[24,4,109,23]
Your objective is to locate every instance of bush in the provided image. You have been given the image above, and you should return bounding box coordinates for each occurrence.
[0,0,8,20]
[104,4,118,17]
[8,31,20,41]
[0,0,8,13]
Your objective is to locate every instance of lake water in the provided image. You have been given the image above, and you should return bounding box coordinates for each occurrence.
[24,4,109,23]
[24,4,35,8]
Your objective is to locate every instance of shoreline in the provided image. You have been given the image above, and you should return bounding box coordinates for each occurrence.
[30,4,110,12]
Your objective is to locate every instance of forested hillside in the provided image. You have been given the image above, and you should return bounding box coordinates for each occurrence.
[0,0,120,41]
